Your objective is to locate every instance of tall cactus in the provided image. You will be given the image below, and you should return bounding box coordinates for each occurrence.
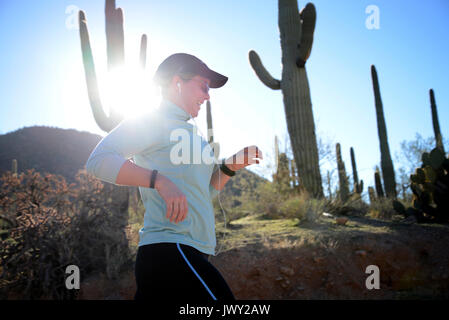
[370,65,397,199]
[11,159,17,177]
[206,101,214,144]
[350,147,363,194]
[429,89,445,154]
[206,100,220,159]
[368,186,376,203]
[290,158,298,188]
[374,167,384,198]
[79,0,148,132]
[274,152,292,193]
[336,143,349,203]
[274,135,280,174]
[326,170,332,200]
[249,0,323,198]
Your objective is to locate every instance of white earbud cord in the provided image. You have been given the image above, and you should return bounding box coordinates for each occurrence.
[188,114,227,257]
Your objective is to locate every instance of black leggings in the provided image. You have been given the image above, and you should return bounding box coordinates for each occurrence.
[134,242,235,301]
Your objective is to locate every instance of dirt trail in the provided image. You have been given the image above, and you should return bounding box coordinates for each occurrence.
[210,215,449,299]
[78,215,449,299]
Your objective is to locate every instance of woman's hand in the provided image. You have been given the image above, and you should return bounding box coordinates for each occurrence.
[154,173,188,224]
[225,145,263,172]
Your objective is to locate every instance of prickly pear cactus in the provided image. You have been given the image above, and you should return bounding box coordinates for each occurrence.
[408,147,449,222]
[249,0,323,197]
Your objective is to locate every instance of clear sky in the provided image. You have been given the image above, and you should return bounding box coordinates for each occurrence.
[1,0,448,197]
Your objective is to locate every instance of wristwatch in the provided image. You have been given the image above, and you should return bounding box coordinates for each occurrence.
[149,169,158,188]
[220,159,236,177]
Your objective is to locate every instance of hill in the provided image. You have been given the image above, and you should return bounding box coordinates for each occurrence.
[0,126,102,183]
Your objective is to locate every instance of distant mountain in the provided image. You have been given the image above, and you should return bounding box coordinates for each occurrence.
[0,126,103,183]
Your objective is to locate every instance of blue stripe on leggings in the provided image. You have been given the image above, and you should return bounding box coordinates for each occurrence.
[176,243,217,300]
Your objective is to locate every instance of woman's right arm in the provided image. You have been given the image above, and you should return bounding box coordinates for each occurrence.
[85,114,188,224]
[115,160,188,224]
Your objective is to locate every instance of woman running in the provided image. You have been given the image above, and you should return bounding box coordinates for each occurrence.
[86,53,263,301]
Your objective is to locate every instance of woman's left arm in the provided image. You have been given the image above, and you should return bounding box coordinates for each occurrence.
[210,145,263,192]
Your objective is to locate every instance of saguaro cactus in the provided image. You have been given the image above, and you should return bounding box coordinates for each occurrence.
[206,100,220,159]
[368,186,376,203]
[249,0,323,198]
[326,170,333,200]
[374,167,384,198]
[371,65,397,199]
[79,0,148,132]
[336,143,349,203]
[11,159,17,177]
[290,158,298,188]
[274,135,280,173]
[350,147,363,194]
[274,152,292,192]
[429,89,445,154]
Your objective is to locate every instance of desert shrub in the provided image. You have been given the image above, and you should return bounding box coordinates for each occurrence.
[321,193,369,217]
[253,181,290,219]
[0,169,132,299]
[279,194,307,219]
[301,197,329,223]
[367,197,397,220]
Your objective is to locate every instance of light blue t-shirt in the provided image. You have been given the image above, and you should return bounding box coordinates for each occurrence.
[85,99,221,255]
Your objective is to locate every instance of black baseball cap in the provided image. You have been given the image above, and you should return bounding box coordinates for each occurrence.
[153,53,228,89]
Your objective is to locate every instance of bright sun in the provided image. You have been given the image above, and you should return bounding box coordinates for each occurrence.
[99,65,161,119]
[61,60,161,135]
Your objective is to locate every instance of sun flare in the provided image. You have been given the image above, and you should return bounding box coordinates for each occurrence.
[99,66,161,119]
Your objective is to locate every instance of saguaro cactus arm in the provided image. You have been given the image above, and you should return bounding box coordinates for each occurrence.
[79,10,120,132]
[297,3,316,68]
[105,0,124,70]
[248,50,281,90]
[140,34,147,69]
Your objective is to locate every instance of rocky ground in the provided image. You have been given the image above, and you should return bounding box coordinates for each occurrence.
[78,214,449,300]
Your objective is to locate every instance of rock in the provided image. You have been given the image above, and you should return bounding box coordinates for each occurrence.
[280,266,295,277]
[336,217,348,225]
